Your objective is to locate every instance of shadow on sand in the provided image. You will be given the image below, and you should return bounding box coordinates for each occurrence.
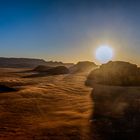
[0,84,18,93]
[89,87,140,140]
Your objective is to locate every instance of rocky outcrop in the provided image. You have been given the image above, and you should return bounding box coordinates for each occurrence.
[86,61,140,86]
[86,61,140,140]
[24,66,69,78]
[33,65,52,72]
[70,61,97,73]
[44,66,69,75]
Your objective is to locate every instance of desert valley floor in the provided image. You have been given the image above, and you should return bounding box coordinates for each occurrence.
[0,68,93,140]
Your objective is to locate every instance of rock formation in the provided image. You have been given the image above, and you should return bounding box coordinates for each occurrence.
[70,61,97,73]
[33,65,52,72]
[86,61,140,140]
[86,61,140,86]
[44,66,69,75]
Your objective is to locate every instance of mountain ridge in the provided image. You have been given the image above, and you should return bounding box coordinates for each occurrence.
[0,57,74,68]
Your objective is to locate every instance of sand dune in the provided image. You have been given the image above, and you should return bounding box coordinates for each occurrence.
[0,68,93,140]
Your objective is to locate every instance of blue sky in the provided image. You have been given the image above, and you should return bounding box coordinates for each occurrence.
[0,0,140,64]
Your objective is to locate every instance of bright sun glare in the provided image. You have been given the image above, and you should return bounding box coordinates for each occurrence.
[95,45,114,63]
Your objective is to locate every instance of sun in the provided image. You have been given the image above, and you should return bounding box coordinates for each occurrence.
[95,45,114,63]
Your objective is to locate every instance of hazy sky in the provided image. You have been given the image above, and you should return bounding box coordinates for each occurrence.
[0,0,140,64]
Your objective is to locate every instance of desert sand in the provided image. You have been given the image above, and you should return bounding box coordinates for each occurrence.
[0,68,93,140]
[1,61,140,140]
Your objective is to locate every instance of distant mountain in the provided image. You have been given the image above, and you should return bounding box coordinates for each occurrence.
[0,57,74,68]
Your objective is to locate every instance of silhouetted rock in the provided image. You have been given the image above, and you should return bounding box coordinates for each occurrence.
[0,85,17,93]
[24,66,69,78]
[45,66,69,75]
[86,61,140,86]
[33,65,52,72]
[70,61,97,73]
[86,61,140,139]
